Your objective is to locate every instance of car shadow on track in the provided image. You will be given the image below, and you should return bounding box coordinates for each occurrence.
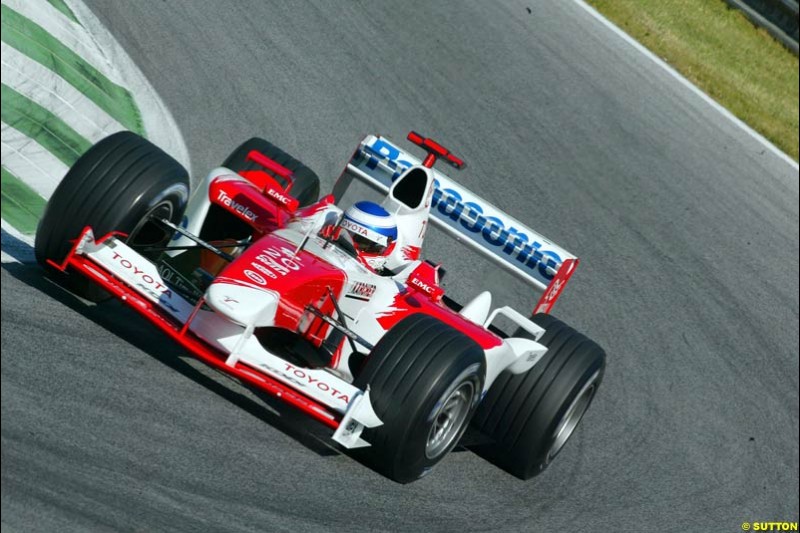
[2,262,341,458]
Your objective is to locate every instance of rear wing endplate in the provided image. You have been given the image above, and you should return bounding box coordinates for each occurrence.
[333,135,578,306]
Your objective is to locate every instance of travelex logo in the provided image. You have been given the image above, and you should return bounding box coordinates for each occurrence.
[360,139,561,280]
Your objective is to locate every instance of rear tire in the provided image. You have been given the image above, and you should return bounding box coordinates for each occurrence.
[471,313,605,480]
[35,131,189,301]
[222,138,320,207]
[353,314,485,483]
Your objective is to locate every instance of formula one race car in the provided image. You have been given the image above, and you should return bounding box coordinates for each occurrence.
[35,130,606,483]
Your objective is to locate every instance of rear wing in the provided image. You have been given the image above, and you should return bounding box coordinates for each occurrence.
[333,134,579,313]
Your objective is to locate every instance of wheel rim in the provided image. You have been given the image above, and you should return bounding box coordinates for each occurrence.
[125,191,184,256]
[127,201,175,250]
[425,380,476,460]
[547,370,601,462]
[125,182,188,253]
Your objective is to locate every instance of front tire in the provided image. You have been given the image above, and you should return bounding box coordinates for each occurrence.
[471,313,605,480]
[35,131,189,300]
[353,314,485,483]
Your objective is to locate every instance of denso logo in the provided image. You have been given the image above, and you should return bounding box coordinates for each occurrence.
[243,245,303,286]
[217,190,258,222]
[361,139,561,280]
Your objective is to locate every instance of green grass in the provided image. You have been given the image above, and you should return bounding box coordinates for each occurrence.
[587,0,799,162]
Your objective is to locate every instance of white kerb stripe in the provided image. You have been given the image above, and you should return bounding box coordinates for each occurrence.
[1,43,125,142]
[572,0,799,171]
[1,121,69,199]
[65,0,192,169]
[2,0,126,86]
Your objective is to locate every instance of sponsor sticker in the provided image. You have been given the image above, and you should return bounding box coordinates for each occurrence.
[243,245,304,286]
[217,190,259,222]
[354,137,572,285]
[266,187,299,211]
[110,250,173,297]
[259,361,350,404]
[408,272,444,300]
[345,281,377,301]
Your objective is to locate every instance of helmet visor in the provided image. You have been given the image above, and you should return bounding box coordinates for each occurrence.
[352,233,388,255]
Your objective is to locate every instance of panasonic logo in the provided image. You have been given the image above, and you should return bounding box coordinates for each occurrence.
[360,139,562,280]
[430,184,559,279]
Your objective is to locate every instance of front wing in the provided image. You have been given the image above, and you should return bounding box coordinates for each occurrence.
[48,227,382,448]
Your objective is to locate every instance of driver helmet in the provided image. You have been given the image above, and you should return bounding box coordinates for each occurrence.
[341,201,397,271]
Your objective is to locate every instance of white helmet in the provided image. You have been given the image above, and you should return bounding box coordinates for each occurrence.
[341,201,398,271]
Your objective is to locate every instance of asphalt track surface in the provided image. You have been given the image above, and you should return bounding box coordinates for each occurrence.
[2,1,798,531]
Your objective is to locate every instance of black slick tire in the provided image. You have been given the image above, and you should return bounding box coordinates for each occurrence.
[471,313,605,480]
[35,131,189,301]
[353,314,485,483]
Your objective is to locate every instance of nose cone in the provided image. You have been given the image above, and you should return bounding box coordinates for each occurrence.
[208,234,347,331]
[205,282,279,327]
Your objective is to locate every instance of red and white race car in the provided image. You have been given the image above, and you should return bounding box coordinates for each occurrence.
[36,131,605,483]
